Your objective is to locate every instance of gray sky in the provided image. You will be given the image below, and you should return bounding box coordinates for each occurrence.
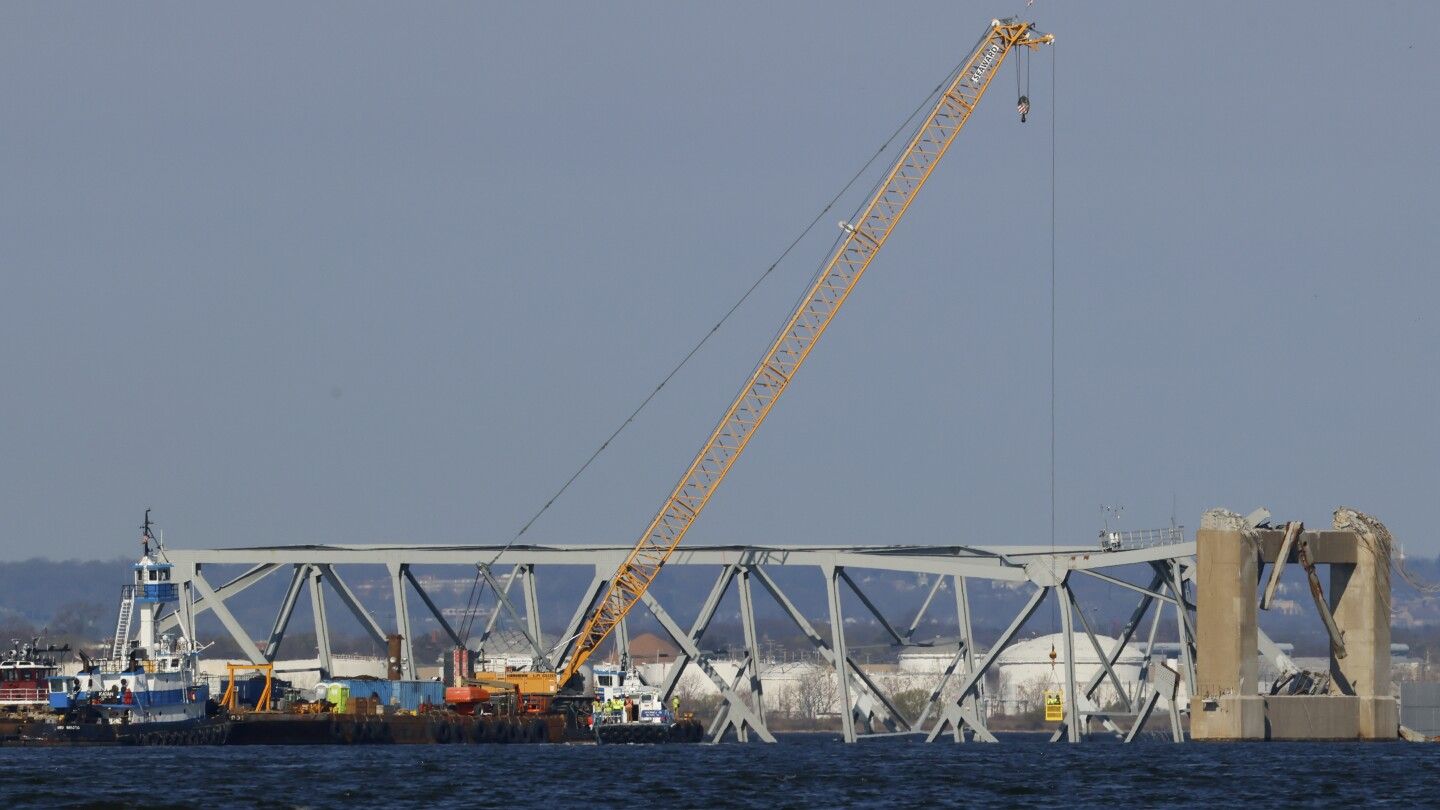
[2,2,1437,560]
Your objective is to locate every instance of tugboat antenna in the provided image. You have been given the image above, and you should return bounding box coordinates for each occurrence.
[141,508,156,556]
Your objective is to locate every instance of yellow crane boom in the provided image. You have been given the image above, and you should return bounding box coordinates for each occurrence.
[559,18,1053,687]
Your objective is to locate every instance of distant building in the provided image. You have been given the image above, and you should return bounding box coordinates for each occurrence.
[624,632,681,665]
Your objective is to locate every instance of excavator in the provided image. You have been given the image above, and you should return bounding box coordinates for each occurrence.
[477,17,1053,737]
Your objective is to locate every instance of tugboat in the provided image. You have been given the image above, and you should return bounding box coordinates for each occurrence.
[591,662,703,744]
[0,638,71,742]
[2,512,229,745]
[0,638,70,712]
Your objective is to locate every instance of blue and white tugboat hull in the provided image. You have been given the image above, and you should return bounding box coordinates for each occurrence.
[3,513,229,746]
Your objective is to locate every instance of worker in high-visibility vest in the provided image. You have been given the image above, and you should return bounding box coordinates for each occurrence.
[671,695,680,719]
[591,698,602,727]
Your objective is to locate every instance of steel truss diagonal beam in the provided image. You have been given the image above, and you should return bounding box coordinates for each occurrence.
[1058,580,1080,742]
[520,564,544,655]
[474,564,523,655]
[157,563,281,634]
[752,565,911,738]
[1125,661,1182,743]
[826,566,857,742]
[318,565,389,646]
[826,566,913,739]
[191,571,265,665]
[927,585,1049,742]
[1162,560,1198,694]
[656,566,736,703]
[1068,584,1131,711]
[1258,626,1298,679]
[839,568,905,646]
[388,563,416,679]
[638,569,775,743]
[478,565,550,665]
[735,567,765,742]
[551,570,608,672]
[706,650,760,742]
[308,566,332,675]
[1049,570,1165,743]
[404,566,464,649]
[1074,569,1178,606]
[1060,583,1129,739]
[913,576,988,741]
[264,564,309,661]
[904,574,948,643]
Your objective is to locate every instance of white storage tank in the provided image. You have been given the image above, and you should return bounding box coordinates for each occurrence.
[994,633,1145,714]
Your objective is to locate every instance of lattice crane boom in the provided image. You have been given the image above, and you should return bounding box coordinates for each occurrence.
[558,18,1053,687]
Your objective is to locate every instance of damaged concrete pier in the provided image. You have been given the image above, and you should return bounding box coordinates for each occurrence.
[1191,517,1397,741]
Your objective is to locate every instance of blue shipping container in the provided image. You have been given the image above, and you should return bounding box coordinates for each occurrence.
[233,675,274,706]
[335,679,391,705]
[395,680,446,711]
[332,679,444,711]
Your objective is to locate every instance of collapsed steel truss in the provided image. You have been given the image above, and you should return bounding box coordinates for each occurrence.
[158,541,1199,743]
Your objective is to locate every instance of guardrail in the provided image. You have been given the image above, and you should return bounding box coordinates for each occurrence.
[0,686,46,703]
[1100,527,1187,552]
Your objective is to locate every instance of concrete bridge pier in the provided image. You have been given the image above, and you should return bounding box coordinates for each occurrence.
[1191,523,1397,741]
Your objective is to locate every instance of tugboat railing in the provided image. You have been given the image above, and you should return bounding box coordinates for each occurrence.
[0,686,46,703]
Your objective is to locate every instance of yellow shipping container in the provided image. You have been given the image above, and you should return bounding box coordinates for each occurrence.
[476,671,556,696]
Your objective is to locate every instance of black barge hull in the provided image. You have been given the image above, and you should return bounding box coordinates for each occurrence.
[0,716,230,747]
[595,720,704,744]
[227,713,561,745]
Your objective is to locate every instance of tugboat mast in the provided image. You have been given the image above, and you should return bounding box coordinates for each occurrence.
[140,508,158,557]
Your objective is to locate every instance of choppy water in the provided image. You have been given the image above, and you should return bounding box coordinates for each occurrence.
[0,734,1433,807]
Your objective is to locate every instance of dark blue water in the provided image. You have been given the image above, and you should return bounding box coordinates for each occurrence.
[1,735,1432,807]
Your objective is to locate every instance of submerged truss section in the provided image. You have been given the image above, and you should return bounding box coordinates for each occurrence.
[158,540,1197,743]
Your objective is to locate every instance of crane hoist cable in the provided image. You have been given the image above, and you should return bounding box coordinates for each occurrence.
[1049,42,1058,555]
[1016,40,1032,122]
[557,18,1055,688]
[482,27,1000,569]
[458,30,997,650]
[1048,38,1060,639]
